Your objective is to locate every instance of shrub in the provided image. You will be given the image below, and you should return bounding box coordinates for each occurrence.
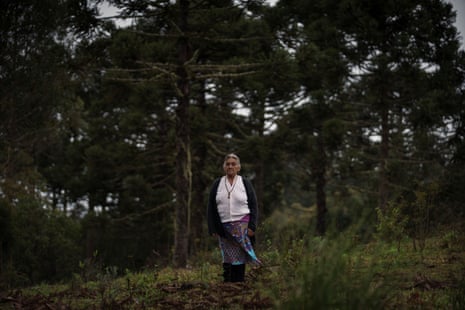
[277,236,387,309]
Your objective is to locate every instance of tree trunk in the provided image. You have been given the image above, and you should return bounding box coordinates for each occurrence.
[255,103,266,217]
[85,195,97,259]
[255,159,264,217]
[190,81,208,254]
[314,130,327,236]
[379,102,389,211]
[173,0,191,268]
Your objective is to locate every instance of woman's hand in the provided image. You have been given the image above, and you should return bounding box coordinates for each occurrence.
[247,228,255,237]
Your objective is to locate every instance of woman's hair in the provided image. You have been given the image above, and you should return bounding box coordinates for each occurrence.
[223,153,241,167]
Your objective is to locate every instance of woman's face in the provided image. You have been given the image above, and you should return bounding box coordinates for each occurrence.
[224,157,240,177]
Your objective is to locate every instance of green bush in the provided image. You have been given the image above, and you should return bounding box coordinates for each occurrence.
[3,199,82,288]
[375,202,408,252]
[277,236,387,309]
[451,276,465,310]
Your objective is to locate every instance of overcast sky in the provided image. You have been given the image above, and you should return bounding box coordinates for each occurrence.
[449,0,464,48]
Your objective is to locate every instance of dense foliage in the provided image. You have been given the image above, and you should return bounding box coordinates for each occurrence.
[0,0,464,289]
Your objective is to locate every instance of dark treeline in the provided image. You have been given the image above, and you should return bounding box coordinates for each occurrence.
[1,0,464,288]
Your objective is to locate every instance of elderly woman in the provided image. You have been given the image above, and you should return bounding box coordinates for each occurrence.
[207,153,261,282]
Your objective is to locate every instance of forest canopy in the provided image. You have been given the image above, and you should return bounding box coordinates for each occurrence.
[0,0,464,288]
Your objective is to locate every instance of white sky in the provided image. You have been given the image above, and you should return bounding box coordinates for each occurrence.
[449,0,465,49]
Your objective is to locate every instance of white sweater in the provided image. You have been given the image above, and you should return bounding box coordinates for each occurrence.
[216,175,250,223]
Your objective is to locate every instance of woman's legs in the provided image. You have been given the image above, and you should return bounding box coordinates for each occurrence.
[219,221,260,283]
[223,263,232,282]
[231,264,245,282]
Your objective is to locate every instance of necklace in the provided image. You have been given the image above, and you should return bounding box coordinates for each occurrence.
[225,176,237,199]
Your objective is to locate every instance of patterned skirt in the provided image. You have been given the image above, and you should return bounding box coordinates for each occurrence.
[219,221,261,266]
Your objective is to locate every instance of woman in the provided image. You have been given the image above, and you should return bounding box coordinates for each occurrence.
[207,153,261,282]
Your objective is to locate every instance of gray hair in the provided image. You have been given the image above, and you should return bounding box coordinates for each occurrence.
[223,153,241,167]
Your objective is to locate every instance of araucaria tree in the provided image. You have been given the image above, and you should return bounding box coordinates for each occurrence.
[104,0,270,267]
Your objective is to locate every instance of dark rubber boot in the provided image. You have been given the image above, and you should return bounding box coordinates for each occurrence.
[223,263,232,282]
[231,264,245,282]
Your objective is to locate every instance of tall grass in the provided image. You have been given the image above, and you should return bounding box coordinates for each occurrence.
[272,236,387,309]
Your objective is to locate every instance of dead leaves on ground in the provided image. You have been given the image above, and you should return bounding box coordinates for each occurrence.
[0,281,274,309]
[411,273,449,291]
[157,282,273,309]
